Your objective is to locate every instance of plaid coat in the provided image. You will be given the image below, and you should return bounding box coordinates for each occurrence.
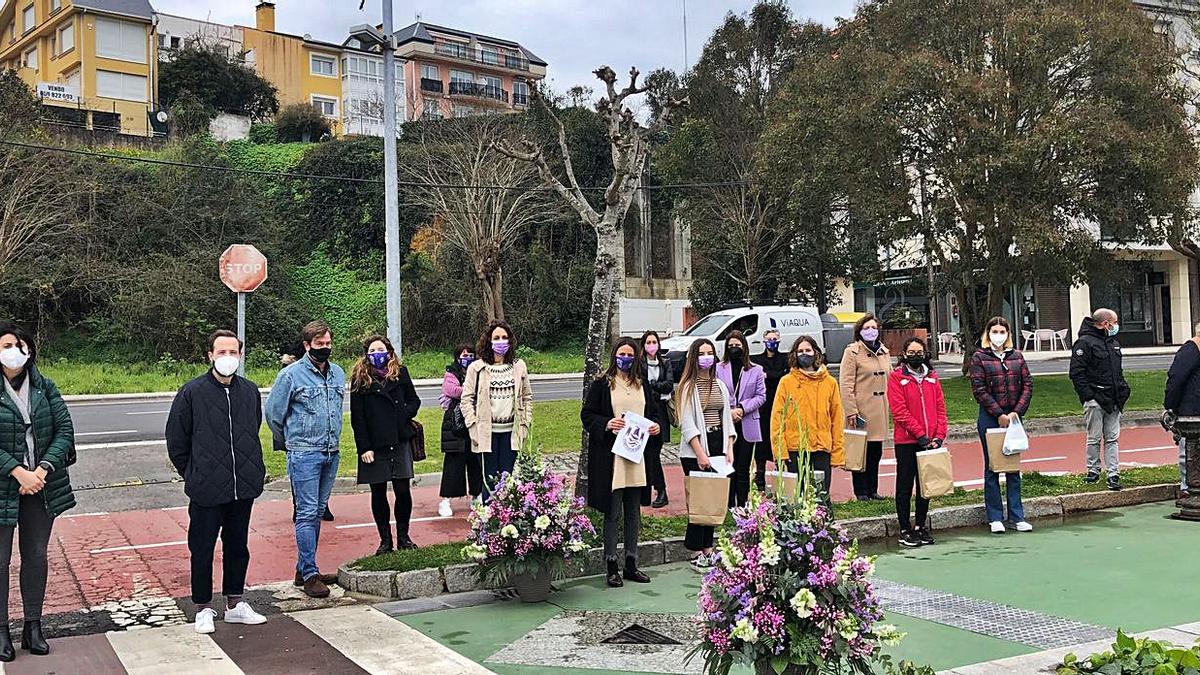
[968,348,1033,418]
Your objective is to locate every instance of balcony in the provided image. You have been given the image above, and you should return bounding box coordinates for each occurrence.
[420,77,444,93]
[448,81,508,103]
[434,42,530,72]
[512,92,529,107]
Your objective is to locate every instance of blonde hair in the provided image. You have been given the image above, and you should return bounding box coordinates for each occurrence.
[978,316,1014,350]
[350,335,402,391]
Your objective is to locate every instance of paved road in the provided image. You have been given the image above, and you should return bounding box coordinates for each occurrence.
[65,355,1175,444]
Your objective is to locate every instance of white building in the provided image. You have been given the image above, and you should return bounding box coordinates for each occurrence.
[154,13,244,61]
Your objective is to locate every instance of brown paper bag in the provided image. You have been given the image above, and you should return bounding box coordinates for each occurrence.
[915,448,954,498]
[685,474,731,525]
[985,428,1022,473]
[765,470,800,503]
[843,429,869,472]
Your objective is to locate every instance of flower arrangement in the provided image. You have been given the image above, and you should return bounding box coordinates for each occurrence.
[461,448,595,588]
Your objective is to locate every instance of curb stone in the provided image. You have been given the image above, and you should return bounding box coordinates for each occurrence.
[340,483,1182,600]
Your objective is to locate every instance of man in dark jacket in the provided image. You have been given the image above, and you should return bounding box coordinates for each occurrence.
[166,330,268,635]
[1069,309,1130,490]
[1163,323,1200,494]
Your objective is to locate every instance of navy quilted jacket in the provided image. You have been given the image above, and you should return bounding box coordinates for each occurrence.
[0,367,75,525]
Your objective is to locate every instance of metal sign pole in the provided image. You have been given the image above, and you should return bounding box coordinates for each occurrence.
[236,291,246,377]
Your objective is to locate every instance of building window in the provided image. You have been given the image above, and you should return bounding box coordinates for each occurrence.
[311,95,337,117]
[57,21,73,54]
[481,44,498,65]
[22,5,34,33]
[450,69,473,84]
[158,34,181,51]
[513,80,529,106]
[96,17,147,63]
[62,67,79,90]
[421,64,438,80]
[482,75,501,90]
[96,69,147,101]
[453,105,473,118]
[50,0,61,11]
[310,53,336,77]
[422,99,442,120]
[22,45,37,69]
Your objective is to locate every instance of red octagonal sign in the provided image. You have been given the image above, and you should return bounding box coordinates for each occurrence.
[219,244,268,293]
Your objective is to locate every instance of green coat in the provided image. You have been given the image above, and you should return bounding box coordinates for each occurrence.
[0,367,75,525]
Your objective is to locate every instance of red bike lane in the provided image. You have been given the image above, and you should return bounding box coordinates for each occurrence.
[36,424,1179,616]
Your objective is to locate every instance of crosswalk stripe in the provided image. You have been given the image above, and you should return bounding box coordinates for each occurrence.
[107,623,244,675]
[291,605,495,675]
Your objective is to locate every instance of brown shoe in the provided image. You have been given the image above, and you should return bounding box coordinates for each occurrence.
[302,575,330,598]
[294,571,339,587]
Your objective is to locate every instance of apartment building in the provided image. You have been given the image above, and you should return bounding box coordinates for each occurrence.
[394,21,546,120]
[0,0,159,136]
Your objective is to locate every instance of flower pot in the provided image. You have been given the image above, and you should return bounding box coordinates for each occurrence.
[754,662,818,675]
[511,570,553,603]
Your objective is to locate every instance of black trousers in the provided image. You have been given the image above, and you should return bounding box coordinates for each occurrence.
[894,443,930,532]
[189,498,253,606]
[604,488,642,562]
[645,434,667,495]
[786,451,833,504]
[439,451,483,499]
[851,440,885,498]
[682,428,725,552]
[729,424,755,508]
[371,479,413,543]
[753,440,774,491]
[0,495,54,623]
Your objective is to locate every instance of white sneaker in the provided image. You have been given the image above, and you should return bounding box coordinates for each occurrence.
[223,601,267,625]
[1014,521,1034,532]
[438,498,453,518]
[194,607,217,634]
[989,521,1006,534]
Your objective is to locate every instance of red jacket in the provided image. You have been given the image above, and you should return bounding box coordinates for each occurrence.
[887,365,948,445]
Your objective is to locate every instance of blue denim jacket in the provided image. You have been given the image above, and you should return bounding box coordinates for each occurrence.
[264,357,346,453]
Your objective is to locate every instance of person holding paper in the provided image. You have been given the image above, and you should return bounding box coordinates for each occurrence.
[839,313,890,501]
[641,330,674,508]
[581,337,661,588]
[770,336,844,503]
[716,331,767,507]
[968,316,1034,534]
[887,338,947,547]
[675,339,736,570]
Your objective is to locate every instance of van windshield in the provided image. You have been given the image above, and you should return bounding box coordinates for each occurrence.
[684,314,732,337]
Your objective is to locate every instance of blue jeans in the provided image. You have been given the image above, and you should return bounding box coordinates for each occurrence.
[288,450,340,579]
[977,408,1025,524]
[482,432,516,502]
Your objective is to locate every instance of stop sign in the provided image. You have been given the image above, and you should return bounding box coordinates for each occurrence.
[219,245,268,293]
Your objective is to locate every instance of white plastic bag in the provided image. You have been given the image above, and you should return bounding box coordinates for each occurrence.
[1003,415,1029,456]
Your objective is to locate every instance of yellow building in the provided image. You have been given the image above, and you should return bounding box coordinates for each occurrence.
[0,0,159,137]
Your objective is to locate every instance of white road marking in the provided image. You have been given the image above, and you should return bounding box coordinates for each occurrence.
[76,440,165,450]
[335,515,452,530]
[76,430,138,436]
[124,410,171,415]
[61,511,109,518]
[1123,445,1178,453]
[89,540,187,554]
[160,506,188,511]
[1020,456,1068,464]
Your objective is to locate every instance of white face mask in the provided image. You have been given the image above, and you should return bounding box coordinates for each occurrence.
[0,347,29,371]
[989,332,1008,348]
[213,355,240,377]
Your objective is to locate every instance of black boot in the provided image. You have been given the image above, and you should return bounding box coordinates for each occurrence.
[0,624,13,662]
[623,557,650,583]
[396,530,417,550]
[606,559,623,588]
[375,524,394,556]
[651,490,668,509]
[22,620,49,656]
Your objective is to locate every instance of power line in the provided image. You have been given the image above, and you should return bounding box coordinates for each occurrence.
[0,139,751,192]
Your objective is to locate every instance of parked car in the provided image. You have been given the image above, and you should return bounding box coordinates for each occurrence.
[660,305,825,377]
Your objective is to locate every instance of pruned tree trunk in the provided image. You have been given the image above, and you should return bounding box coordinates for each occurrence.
[477,265,505,322]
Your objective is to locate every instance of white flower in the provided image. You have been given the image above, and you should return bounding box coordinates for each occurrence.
[758,541,781,567]
[731,617,759,644]
[875,624,905,646]
[568,540,589,552]
[500,524,519,539]
[789,588,817,618]
[477,505,492,521]
[534,515,551,530]
[837,617,859,641]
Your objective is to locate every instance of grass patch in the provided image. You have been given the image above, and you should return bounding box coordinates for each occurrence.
[347,465,1180,573]
[260,399,584,480]
[935,370,1164,425]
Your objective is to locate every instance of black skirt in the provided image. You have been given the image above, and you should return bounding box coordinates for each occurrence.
[356,442,414,485]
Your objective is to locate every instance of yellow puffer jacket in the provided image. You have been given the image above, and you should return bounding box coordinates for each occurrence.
[769,365,845,466]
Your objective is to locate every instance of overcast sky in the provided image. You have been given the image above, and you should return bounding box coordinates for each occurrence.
[152,0,860,95]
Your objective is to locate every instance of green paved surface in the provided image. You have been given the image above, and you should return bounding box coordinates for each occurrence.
[398,504,1198,674]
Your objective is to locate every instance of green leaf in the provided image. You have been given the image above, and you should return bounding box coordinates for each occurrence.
[1116,629,1136,653]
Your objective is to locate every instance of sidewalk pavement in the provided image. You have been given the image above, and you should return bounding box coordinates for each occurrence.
[938,344,1178,365]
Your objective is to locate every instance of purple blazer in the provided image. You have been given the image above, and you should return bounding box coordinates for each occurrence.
[716,361,768,443]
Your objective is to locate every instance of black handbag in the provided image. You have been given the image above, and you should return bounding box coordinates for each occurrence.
[449,401,469,438]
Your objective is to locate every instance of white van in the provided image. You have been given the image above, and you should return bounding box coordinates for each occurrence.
[660,305,824,374]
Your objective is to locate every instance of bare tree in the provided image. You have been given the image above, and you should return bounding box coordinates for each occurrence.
[496,66,685,492]
[0,151,95,279]
[688,179,787,302]
[405,118,548,321]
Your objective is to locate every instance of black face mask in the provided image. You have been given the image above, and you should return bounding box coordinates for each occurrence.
[308,347,332,363]
[796,354,816,369]
[903,354,927,369]
[727,347,744,362]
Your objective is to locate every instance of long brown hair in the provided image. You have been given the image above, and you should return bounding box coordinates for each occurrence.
[478,320,517,365]
[600,337,642,387]
[350,335,402,391]
[676,338,717,411]
[788,335,824,369]
[723,330,750,369]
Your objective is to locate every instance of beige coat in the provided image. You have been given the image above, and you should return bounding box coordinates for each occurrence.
[838,340,890,441]
[460,359,534,454]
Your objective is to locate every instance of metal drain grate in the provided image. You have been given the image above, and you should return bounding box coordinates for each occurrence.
[601,624,683,646]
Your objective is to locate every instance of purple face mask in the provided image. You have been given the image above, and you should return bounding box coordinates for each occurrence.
[491,339,510,356]
[861,327,880,342]
[697,354,715,370]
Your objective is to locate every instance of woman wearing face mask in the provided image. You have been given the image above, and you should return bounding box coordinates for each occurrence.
[968,317,1034,535]
[888,338,947,547]
[716,331,766,507]
[752,329,787,491]
[439,344,483,518]
[461,320,534,501]
[839,314,890,501]
[350,336,421,554]
[771,336,844,502]
[675,339,735,570]
[640,330,674,508]
[582,338,661,587]
[0,322,75,660]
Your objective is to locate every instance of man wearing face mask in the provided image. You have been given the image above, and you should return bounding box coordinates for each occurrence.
[264,320,346,598]
[1069,308,1130,491]
[166,330,268,633]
